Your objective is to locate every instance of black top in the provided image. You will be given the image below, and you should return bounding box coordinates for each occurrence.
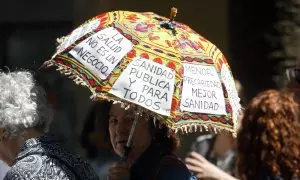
[130,141,191,180]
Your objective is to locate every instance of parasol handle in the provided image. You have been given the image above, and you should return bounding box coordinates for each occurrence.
[122,113,140,161]
[122,146,131,161]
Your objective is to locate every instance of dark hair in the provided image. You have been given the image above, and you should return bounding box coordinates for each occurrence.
[94,101,180,153]
[149,120,180,152]
[80,101,111,158]
[237,89,300,180]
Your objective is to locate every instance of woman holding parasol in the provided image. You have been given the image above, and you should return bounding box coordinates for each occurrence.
[42,7,241,180]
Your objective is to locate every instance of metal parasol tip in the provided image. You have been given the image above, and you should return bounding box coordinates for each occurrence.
[170,7,178,21]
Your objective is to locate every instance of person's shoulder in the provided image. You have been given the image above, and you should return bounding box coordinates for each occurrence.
[156,164,191,180]
[4,168,26,180]
[9,154,45,175]
[158,154,186,167]
[3,157,40,180]
[8,154,76,180]
[156,155,191,180]
[43,144,99,180]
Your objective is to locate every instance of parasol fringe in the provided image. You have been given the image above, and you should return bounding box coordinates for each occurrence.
[188,125,193,133]
[172,122,237,137]
[56,36,66,46]
[204,124,208,132]
[42,59,238,137]
[153,117,157,127]
[213,127,218,134]
[43,59,94,92]
[180,127,184,134]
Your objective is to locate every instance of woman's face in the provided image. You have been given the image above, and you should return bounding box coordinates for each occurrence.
[108,104,152,158]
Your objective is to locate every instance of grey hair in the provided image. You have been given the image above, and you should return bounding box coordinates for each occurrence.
[0,70,53,139]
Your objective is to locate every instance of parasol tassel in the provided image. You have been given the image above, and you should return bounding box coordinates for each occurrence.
[213,127,218,134]
[56,36,66,46]
[170,7,178,22]
[160,7,178,36]
[175,128,178,134]
[39,60,53,70]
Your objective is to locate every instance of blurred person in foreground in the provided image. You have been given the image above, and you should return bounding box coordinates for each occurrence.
[185,133,238,180]
[185,80,244,180]
[0,70,99,180]
[238,89,300,180]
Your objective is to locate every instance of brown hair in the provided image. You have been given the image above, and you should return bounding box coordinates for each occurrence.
[94,101,180,153]
[149,120,180,152]
[237,89,300,179]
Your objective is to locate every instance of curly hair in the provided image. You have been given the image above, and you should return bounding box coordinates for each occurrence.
[237,89,300,179]
[0,71,53,139]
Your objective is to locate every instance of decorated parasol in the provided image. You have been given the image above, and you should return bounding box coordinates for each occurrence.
[43,8,241,141]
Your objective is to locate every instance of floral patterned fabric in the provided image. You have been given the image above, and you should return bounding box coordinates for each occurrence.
[44,10,241,135]
[4,134,99,180]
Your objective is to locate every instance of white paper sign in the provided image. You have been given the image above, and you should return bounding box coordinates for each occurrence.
[109,57,176,116]
[57,19,101,53]
[69,27,134,80]
[180,64,227,115]
[221,65,241,120]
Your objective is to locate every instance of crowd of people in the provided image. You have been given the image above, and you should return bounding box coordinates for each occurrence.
[0,68,299,180]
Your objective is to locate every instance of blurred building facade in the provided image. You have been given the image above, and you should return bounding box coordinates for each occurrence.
[0,0,229,157]
[1,0,296,158]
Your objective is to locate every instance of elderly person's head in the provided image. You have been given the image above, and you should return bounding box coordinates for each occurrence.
[237,89,300,179]
[0,70,52,165]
